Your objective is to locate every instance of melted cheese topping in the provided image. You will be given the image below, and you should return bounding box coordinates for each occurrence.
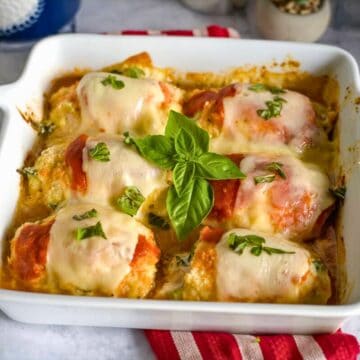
[216,229,316,302]
[77,72,182,136]
[210,84,319,155]
[81,134,167,205]
[231,154,334,240]
[47,203,152,294]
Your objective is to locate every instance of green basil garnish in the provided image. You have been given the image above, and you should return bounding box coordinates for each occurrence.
[125,110,246,240]
[121,67,145,79]
[257,96,287,120]
[17,167,38,177]
[101,74,125,89]
[249,83,286,95]
[116,186,145,217]
[148,212,170,230]
[254,174,276,184]
[265,162,286,179]
[72,208,98,221]
[76,221,107,241]
[88,142,110,162]
[313,259,326,272]
[330,186,346,200]
[227,233,295,256]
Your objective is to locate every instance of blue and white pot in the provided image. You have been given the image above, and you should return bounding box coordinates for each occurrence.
[0,0,81,41]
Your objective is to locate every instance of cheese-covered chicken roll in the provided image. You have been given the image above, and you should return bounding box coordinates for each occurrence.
[183,227,331,304]
[184,83,322,154]
[207,154,334,241]
[77,72,183,136]
[9,203,160,297]
[29,134,167,209]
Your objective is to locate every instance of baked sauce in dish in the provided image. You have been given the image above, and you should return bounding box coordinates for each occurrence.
[1,52,344,304]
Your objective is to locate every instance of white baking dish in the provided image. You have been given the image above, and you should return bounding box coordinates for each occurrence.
[0,34,360,334]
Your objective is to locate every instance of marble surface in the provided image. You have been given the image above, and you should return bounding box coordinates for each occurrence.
[0,0,359,359]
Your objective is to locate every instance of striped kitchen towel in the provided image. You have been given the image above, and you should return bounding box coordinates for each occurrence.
[145,330,360,360]
[111,24,359,360]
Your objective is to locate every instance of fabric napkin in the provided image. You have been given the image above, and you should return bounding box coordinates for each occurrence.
[113,24,359,360]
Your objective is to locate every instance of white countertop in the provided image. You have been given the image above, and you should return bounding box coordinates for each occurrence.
[0,0,359,359]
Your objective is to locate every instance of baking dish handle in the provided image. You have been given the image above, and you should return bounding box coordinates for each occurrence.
[0,84,14,148]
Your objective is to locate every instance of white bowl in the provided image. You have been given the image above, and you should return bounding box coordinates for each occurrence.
[255,0,331,42]
[0,35,359,333]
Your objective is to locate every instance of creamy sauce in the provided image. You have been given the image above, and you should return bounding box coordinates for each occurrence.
[216,229,314,302]
[81,134,167,205]
[47,202,152,294]
[77,72,182,136]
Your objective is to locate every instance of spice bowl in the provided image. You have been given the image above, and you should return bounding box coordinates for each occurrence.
[254,0,331,42]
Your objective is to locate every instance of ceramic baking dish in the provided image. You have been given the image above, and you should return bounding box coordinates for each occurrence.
[0,34,360,334]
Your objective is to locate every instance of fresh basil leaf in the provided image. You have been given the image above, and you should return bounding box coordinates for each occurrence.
[254,174,276,184]
[313,259,326,272]
[265,162,286,179]
[174,129,197,159]
[39,122,55,136]
[248,83,285,95]
[250,246,262,256]
[166,178,213,240]
[148,212,170,230]
[195,152,246,180]
[121,67,145,79]
[76,221,107,241]
[88,142,111,162]
[17,167,38,177]
[257,96,287,120]
[227,233,294,256]
[329,186,346,200]
[173,161,195,196]
[73,208,98,221]
[262,246,295,255]
[165,110,209,154]
[116,186,145,216]
[101,75,125,89]
[129,134,176,170]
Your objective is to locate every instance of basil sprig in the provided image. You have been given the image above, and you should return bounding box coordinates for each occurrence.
[125,110,246,240]
[253,161,286,185]
[76,221,107,241]
[17,166,38,177]
[73,208,98,221]
[227,233,295,256]
[116,186,145,216]
[248,83,285,95]
[101,75,125,89]
[257,96,287,120]
[89,142,111,162]
[329,186,346,200]
[122,67,145,79]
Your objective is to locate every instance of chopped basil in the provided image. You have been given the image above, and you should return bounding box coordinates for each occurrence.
[254,174,276,184]
[17,167,38,177]
[73,208,98,221]
[122,67,145,79]
[227,233,295,256]
[257,96,287,120]
[265,162,286,179]
[101,75,125,89]
[313,259,326,272]
[88,142,110,162]
[330,186,346,200]
[126,110,246,240]
[116,186,145,216]
[148,212,170,230]
[76,221,107,241]
[39,122,55,135]
[248,83,285,95]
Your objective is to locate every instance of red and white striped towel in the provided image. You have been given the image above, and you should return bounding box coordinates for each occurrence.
[111,25,359,360]
[145,330,359,360]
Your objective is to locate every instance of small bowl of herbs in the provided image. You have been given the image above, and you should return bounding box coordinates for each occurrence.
[254,0,331,42]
